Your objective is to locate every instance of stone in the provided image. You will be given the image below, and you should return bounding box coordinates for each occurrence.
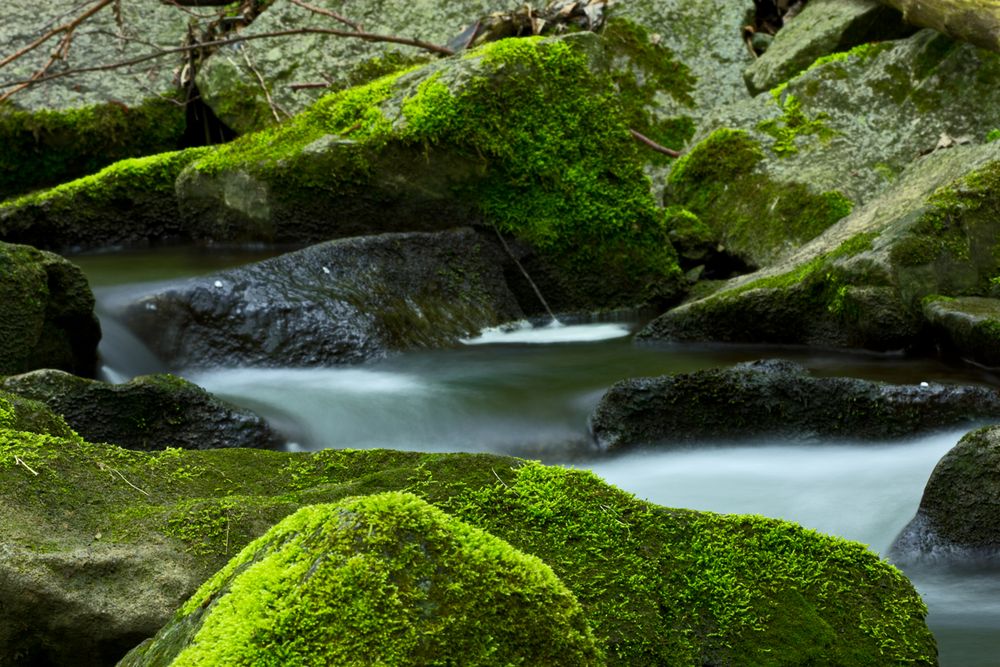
[1,369,282,451]
[0,241,101,377]
[590,359,1000,450]
[923,296,1000,368]
[114,228,524,369]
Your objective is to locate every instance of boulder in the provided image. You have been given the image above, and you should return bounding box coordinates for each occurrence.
[0,390,77,440]
[0,369,282,451]
[0,241,101,377]
[119,493,602,666]
[114,228,524,369]
[640,141,1000,351]
[590,359,1000,450]
[923,296,1000,368]
[0,432,936,666]
[665,29,1000,269]
[891,425,1000,565]
[0,0,190,198]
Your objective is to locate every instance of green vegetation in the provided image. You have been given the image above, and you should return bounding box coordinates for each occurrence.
[758,90,837,157]
[987,129,1000,143]
[0,97,185,200]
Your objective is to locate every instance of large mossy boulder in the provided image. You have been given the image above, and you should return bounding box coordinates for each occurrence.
[119,493,602,666]
[641,142,1000,351]
[0,241,100,376]
[1,370,282,451]
[891,425,1000,565]
[178,33,684,307]
[665,29,1000,269]
[590,359,1000,450]
[0,1,190,198]
[113,228,524,369]
[0,428,936,666]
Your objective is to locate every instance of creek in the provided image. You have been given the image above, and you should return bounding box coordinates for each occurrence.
[77,246,1000,666]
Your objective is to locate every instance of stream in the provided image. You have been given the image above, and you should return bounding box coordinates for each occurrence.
[77,246,1000,666]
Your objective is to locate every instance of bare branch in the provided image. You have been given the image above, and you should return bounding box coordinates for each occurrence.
[289,81,330,91]
[0,0,114,71]
[242,47,287,122]
[288,0,364,32]
[629,128,682,158]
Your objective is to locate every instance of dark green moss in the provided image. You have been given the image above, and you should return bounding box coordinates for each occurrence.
[988,129,1000,143]
[0,96,186,200]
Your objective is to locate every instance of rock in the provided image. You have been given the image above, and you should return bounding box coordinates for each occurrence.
[923,296,1000,368]
[0,432,936,666]
[891,425,1000,565]
[0,390,77,440]
[590,359,1000,450]
[180,32,684,307]
[114,228,524,369]
[743,0,912,96]
[666,29,1000,269]
[641,142,1000,351]
[118,493,602,666]
[0,241,101,377]
[0,1,190,198]
[0,370,282,451]
[0,148,212,253]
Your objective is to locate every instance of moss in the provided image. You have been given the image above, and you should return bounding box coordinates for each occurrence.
[0,96,186,200]
[988,129,1000,143]
[0,391,77,440]
[667,129,853,266]
[757,91,838,157]
[806,41,895,74]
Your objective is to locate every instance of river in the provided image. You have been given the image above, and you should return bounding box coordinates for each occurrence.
[76,246,1000,666]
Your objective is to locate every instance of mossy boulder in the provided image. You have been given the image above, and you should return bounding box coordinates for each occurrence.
[0,431,935,666]
[0,369,282,451]
[668,29,1000,268]
[0,390,77,439]
[891,425,1000,566]
[114,228,524,369]
[0,148,213,252]
[590,359,1000,451]
[0,241,101,376]
[923,296,1000,367]
[641,142,1000,351]
[119,493,602,666]
[178,33,683,308]
[0,1,190,198]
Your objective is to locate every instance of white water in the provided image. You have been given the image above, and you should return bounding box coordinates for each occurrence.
[461,320,632,345]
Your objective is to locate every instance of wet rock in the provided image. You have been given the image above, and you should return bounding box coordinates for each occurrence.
[114,228,524,369]
[891,425,1000,566]
[0,369,282,451]
[923,296,1000,368]
[119,493,601,666]
[590,359,1000,450]
[0,241,100,377]
[0,390,77,439]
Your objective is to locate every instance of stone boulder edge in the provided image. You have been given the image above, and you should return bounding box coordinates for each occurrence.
[923,296,1000,368]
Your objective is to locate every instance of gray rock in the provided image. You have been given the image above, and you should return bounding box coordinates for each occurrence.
[0,241,101,377]
[923,296,1000,367]
[590,359,1000,450]
[113,228,524,369]
[1,369,283,451]
[890,425,1000,565]
[743,0,912,96]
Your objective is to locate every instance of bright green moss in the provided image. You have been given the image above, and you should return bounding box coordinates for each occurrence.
[758,91,837,157]
[988,129,1000,143]
[0,391,77,440]
[0,96,186,200]
[807,41,895,73]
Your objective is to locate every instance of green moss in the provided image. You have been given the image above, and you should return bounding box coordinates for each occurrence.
[0,391,77,440]
[757,91,837,157]
[987,129,1000,143]
[806,41,895,74]
[0,96,186,200]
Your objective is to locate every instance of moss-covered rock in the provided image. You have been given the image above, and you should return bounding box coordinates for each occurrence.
[179,33,683,307]
[119,493,602,666]
[891,425,1000,566]
[923,296,1000,367]
[0,431,936,666]
[0,148,212,252]
[0,241,101,376]
[641,142,1000,351]
[0,370,282,451]
[590,359,1000,450]
[0,390,77,439]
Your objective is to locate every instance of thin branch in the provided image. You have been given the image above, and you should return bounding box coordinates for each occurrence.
[288,0,363,32]
[629,128,683,158]
[242,47,285,122]
[0,0,114,71]
[14,455,40,476]
[289,81,330,90]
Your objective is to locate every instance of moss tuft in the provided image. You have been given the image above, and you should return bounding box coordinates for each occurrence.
[757,90,838,157]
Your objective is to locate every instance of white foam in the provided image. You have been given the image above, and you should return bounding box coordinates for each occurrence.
[462,320,631,345]
[189,367,426,395]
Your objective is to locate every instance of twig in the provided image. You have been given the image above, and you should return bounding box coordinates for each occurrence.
[491,467,510,488]
[492,225,559,324]
[288,0,364,32]
[14,456,40,476]
[241,47,285,122]
[97,461,150,496]
[289,81,331,90]
[0,0,114,71]
[628,128,683,158]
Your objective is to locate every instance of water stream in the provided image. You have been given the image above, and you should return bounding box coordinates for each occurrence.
[76,247,1000,665]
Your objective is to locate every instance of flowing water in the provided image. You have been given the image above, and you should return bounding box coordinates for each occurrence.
[76,247,1000,665]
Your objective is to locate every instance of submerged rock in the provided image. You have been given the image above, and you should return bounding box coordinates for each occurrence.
[891,425,1000,566]
[0,241,101,377]
[590,359,1000,450]
[0,428,936,666]
[119,493,601,666]
[1,370,282,451]
[115,228,523,369]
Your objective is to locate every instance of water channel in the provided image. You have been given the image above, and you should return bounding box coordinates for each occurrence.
[76,246,1000,666]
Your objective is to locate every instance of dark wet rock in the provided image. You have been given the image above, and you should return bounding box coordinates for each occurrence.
[923,296,1000,368]
[590,359,1000,450]
[114,228,523,369]
[0,241,101,377]
[0,369,282,451]
[891,425,1000,566]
